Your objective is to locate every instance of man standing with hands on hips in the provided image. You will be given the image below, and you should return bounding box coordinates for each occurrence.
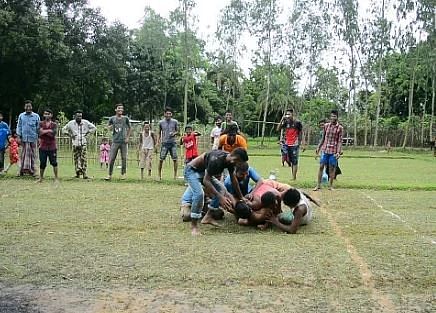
[277,108,304,181]
[157,107,180,180]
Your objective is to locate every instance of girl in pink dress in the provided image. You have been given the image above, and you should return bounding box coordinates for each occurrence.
[99,138,110,168]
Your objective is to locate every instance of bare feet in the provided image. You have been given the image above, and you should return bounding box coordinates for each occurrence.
[191,226,201,236]
[104,176,111,181]
[201,210,220,227]
[328,186,335,191]
[313,186,320,191]
[238,218,249,226]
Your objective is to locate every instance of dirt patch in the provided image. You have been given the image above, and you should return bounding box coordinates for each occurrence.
[0,284,234,313]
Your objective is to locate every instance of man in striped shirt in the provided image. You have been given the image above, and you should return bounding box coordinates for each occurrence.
[314,110,343,191]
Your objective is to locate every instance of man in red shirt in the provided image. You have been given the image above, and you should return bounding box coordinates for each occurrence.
[38,109,59,183]
[181,125,201,164]
[277,109,304,180]
[314,109,343,191]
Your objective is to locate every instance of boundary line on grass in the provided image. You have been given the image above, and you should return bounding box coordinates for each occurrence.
[319,204,397,313]
[362,193,436,245]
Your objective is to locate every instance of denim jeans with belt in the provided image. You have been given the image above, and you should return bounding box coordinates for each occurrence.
[183,166,224,219]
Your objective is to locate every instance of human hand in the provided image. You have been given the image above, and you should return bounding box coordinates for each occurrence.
[335,152,341,159]
[219,196,233,211]
[125,138,129,144]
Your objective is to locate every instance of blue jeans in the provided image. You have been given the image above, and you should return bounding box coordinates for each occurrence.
[183,166,224,219]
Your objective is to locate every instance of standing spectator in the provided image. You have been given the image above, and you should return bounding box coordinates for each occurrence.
[180,125,201,164]
[99,138,110,169]
[314,109,343,191]
[157,107,180,180]
[210,116,222,150]
[3,130,20,174]
[17,100,40,176]
[218,124,247,153]
[37,109,58,183]
[0,111,11,173]
[105,104,132,180]
[62,110,96,179]
[221,110,239,134]
[139,122,156,179]
[276,108,304,180]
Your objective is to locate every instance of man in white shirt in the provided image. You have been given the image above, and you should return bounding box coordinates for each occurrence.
[210,116,222,150]
[62,110,96,179]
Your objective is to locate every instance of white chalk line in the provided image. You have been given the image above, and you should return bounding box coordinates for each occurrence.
[363,192,436,245]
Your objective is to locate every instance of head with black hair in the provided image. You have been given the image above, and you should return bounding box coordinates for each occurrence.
[235,162,249,181]
[164,106,173,120]
[330,109,339,124]
[115,104,124,116]
[225,110,233,122]
[215,116,223,126]
[24,100,32,113]
[43,108,53,120]
[261,191,277,209]
[282,188,301,208]
[234,201,252,219]
[230,148,248,164]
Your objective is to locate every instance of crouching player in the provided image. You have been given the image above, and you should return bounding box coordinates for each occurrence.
[267,188,320,234]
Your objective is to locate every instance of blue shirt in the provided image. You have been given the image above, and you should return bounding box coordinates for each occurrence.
[17,112,40,143]
[0,121,10,149]
[224,167,261,196]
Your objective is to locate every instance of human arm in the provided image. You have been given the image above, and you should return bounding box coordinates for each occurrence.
[267,205,307,234]
[125,118,132,143]
[203,171,233,211]
[249,167,263,185]
[316,125,326,155]
[218,135,225,150]
[335,126,343,159]
[229,169,244,201]
[237,135,248,150]
[276,117,284,132]
[194,131,201,137]
[86,121,97,135]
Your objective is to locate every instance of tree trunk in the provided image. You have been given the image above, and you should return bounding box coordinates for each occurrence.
[351,46,357,147]
[430,70,435,142]
[402,64,416,149]
[260,2,272,147]
[183,0,189,127]
[373,0,385,146]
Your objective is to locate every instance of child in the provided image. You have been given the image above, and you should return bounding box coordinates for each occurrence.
[38,109,59,183]
[99,138,110,169]
[139,122,156,179]
[180,125,201,164]
[3,130,20,174]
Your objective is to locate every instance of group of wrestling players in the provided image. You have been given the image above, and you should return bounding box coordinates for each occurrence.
[180,148,319,236]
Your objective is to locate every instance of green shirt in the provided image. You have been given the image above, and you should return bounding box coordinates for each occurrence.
[109,116,131,143]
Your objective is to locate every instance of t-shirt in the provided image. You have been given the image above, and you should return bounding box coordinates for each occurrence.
[141,132,154,150]
[252,183,280,199]
[183,133,199,159]
[39,120,57,151]
[281,119,302,146]
[219,134,248,153]
[0,122,10,149]
[109,116,131,144]
[294,191,312,225]
[224,167,261,196]
[203,150,234,176]
[221,121,239,133]
[210,126,222,150]
[159,118,179,144]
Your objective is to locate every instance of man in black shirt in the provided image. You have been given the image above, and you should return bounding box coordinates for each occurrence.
[183,148,248,236]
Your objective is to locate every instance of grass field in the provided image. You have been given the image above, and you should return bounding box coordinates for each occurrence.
[0,148,435,312]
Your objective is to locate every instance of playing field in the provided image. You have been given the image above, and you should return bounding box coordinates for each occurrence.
[0,149,435,312]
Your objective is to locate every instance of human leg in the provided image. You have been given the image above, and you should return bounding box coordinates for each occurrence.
[38,149,48,182]
[48,150,58,181]
[169,143,178,179]
[184,166,205,235]
[0,148,5,171]
[120,143,127,176]
[289,146,299,180]
[158,144,169,180]
[107,143,120,179]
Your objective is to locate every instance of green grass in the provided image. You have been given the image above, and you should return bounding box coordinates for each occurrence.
[0,151,435,312]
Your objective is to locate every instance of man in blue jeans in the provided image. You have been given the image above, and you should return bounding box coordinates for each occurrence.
[183,148,248,236]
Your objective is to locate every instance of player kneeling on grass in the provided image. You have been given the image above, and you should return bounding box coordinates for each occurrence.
[266,188,320,234]
[183,148,248,236]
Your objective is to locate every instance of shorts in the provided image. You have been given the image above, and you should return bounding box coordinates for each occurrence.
[285,145,299,165]
[320,153,337,167]
[139,148,153,169]
[39,149,58,169]
[160,142,178,161]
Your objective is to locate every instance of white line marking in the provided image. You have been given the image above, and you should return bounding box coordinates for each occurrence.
[363,192,436,245]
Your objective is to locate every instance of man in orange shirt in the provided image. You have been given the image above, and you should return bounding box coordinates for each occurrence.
[218,124,247,153]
